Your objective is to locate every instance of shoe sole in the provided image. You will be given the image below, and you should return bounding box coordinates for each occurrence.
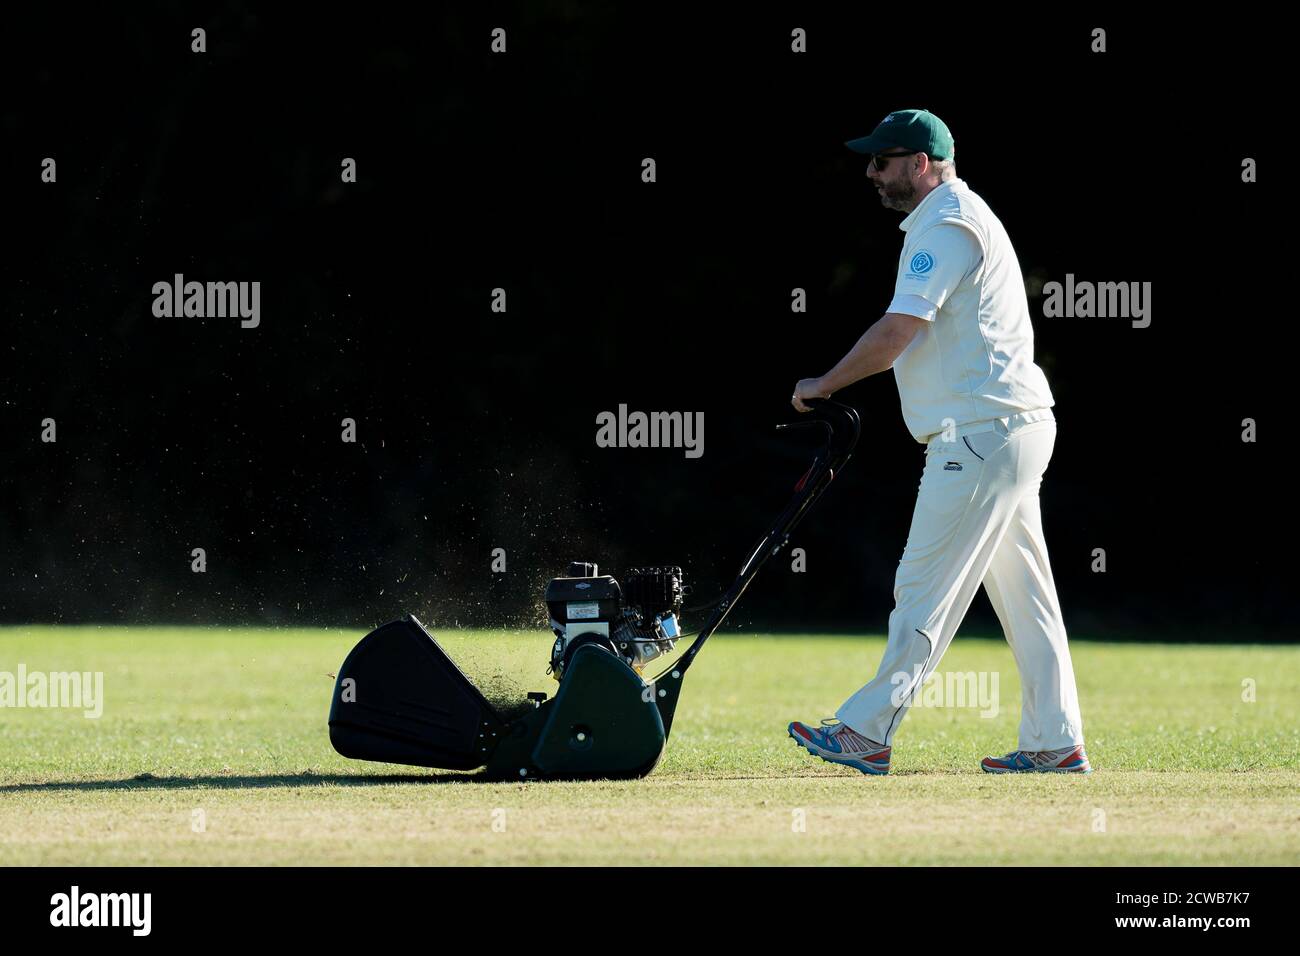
[789,729,890,775]
[980,762,1092,774]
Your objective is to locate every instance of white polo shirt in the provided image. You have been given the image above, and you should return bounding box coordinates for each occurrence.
[885,178,1055,443]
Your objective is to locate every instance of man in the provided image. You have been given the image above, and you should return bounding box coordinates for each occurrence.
[787,109,1089,775]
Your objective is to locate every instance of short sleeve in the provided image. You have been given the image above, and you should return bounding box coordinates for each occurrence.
[886,293,939,321]
[894,223,981,312]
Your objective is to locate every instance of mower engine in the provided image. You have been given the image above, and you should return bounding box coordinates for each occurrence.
[545,562,685,681]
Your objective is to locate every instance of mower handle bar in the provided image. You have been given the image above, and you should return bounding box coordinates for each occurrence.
[651,398,860,684]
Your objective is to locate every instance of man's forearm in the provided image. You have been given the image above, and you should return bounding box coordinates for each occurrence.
[820,313,924,393]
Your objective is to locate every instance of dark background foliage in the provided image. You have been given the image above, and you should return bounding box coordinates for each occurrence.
[0,5,1285,639]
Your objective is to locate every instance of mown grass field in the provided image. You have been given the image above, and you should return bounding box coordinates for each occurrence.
[1,626,1297,865]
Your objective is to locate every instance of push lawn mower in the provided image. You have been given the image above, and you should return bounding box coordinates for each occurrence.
[328,398,860,780]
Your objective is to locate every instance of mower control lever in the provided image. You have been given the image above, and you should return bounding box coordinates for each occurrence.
[775,419,832,435]
[651,399,861,739]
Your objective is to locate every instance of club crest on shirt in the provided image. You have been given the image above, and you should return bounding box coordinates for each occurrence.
[944,461,962,471]
[909,250,935,276]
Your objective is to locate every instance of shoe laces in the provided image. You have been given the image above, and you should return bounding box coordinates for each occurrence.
[1000,747,1077,766]
[820,718,886,752]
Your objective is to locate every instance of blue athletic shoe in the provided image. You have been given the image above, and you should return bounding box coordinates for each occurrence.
[981,745,1092,774]
[788,718,891,775]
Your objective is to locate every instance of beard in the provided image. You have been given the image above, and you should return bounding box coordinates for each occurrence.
[877,177,917,211]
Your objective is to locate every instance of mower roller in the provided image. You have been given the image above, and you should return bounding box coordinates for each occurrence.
[328,398,861,780]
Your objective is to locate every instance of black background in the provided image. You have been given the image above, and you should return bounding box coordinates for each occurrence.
[0,5,1286,639]
[0,866,1286,938]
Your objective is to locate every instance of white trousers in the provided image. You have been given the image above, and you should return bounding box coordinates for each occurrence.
[837,410,1085,751]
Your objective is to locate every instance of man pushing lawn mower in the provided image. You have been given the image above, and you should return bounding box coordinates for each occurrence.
[787,109,1089,776]
[326,110,1085,783]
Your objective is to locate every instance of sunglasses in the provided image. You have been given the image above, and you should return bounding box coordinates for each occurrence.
[869,149,920,172]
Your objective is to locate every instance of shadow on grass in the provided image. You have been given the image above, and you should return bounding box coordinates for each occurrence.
[0,771,512,793]
[0,769,963,793]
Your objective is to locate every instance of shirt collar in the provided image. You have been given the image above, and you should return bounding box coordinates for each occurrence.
[899,178,963,232]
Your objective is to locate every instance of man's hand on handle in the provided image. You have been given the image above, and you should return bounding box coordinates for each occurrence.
[789,312,927,413]
[791,377,833,414]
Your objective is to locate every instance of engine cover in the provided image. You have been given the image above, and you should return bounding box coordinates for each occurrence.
[545,562,685,680]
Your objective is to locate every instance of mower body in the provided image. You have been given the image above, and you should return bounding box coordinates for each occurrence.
[329,615,680,779]
[327,399,859,781]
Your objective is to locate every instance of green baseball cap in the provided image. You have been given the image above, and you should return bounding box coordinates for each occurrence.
[845,109,954,160]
